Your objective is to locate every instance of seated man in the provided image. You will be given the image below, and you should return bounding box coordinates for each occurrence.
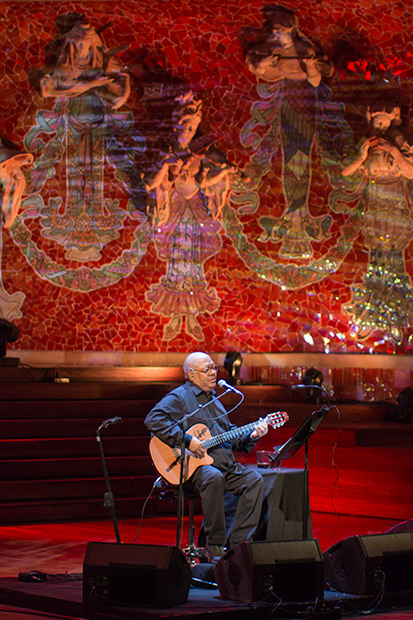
[145,351,270,562]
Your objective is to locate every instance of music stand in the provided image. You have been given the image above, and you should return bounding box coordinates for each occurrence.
[269,405,330,539]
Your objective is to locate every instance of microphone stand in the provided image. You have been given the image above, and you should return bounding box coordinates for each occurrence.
[170,389,234,549]
[96,419,122,544]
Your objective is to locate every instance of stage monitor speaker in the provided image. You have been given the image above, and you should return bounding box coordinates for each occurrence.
[324,532,413,596]
[214,539,324,602]
[386,519,413,535]
[83,542,191,607]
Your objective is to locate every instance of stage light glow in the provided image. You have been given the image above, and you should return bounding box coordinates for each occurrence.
[303,333,314,345]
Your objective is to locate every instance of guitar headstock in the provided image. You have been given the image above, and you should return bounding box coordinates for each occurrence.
[266,411,289,428]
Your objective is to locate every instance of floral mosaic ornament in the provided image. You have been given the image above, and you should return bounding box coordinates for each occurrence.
[1,0,412,354]
[10,204,152,292]
[222,202,362,290]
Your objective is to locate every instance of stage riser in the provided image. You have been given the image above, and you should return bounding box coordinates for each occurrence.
[0,436,149,459]
[0,380,412,525]
[0,475,158,501]
[0,456,152,479]
[0,495,184,525]
[0,417,147,439]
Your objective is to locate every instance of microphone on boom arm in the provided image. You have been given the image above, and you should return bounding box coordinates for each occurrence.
[290,383,329,404]
[98,416,123,432]
[217,379,243,396]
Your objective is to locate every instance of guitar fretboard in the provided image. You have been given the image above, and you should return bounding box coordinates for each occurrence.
[202,415,283,449]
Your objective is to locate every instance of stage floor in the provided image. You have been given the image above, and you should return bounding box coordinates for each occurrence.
[0,514,412,620]
[0,574,412,620]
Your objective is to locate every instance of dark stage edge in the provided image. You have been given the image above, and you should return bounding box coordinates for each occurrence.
[0,578,412,620]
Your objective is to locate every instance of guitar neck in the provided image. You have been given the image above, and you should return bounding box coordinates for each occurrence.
[202,420,262,450]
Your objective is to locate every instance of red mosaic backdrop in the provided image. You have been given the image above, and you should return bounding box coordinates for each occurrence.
[1,0,413,354]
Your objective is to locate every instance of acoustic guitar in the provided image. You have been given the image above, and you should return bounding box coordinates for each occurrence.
[149,411,289,485]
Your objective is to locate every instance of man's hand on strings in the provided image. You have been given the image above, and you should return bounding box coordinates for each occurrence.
[189,436,206,458]
[250,418,269,440]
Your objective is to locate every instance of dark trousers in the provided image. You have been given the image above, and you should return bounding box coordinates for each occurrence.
[185,464,264,546]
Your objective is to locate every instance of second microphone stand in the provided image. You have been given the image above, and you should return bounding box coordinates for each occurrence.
[96,417,123,544]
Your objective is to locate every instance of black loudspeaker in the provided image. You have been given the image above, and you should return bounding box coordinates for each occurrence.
[214,540,324,602]
[386,519,413,535]
[324,532,413,596]
[82,542,191,607]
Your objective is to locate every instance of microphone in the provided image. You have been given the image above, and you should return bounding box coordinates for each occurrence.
[99,416,123,430]
[217,379,243,395]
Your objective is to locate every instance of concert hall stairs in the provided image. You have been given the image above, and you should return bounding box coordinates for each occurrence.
[0,371,412,525]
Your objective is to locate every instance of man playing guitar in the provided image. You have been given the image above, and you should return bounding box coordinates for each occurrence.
[145,351,289,562]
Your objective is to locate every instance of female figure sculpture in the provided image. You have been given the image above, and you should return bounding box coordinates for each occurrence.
[0,139,33,229]
[0,138,33,321]
[145,92,235,341]
[338,98,413,341]
[243,5,339,259]
[25,17,133,261]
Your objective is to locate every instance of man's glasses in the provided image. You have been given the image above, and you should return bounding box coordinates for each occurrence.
[193,364,218,375]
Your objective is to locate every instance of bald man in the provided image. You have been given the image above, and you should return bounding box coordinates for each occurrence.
[145,351,268,562]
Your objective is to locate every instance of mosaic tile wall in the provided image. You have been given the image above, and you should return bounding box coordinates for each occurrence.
[1,0,413,357]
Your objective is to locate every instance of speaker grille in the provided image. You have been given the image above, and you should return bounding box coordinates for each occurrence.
[82,542,191,607]
[324,532,413,596]
[215,540,324,602]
